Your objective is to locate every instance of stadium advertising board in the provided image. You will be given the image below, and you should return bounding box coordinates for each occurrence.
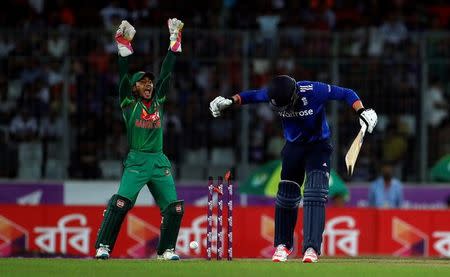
[1,182,449,208]
[0,206,449,258]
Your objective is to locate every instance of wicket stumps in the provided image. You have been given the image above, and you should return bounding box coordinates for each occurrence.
[225,171,233,261]
[216,176,223,260]
[206,172,233,261]
[206,177,214,260]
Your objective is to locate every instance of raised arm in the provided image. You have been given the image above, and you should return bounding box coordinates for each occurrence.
[115,20,136,106]
[155,18,184,102]
[118,56,129,82]
[154,51,177,101]
[118,56,131,104]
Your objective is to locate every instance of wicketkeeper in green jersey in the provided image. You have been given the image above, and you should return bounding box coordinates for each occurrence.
[95,18,185,261]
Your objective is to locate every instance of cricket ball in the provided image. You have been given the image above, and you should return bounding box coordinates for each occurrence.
[189,241,199,250]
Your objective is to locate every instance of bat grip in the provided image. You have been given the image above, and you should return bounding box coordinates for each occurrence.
[360,124,367,135]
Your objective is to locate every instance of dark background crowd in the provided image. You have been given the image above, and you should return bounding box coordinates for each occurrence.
[0,0,449,181]
[3,0,450,31]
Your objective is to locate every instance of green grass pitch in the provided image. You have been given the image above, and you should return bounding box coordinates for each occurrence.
[1,258,449,277]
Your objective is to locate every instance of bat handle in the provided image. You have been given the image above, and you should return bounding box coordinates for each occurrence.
[360,124,367,135]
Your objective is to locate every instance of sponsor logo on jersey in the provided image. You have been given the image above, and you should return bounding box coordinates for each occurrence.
[301,97,308,106]
[278,109,314,118]
[136,108,161,129]
[135,119,161,129]
[117,199,125,208]
[299,84,313,92]
[141,108,159,121]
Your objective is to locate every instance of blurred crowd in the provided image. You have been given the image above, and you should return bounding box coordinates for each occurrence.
[0,0,449,180]
[3,0,450,31]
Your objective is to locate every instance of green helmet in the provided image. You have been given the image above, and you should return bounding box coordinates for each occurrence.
[130,71,155,85]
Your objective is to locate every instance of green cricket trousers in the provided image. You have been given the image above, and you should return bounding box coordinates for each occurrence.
[117,150,177,210]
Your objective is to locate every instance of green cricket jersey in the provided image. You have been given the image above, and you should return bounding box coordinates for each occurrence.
[118,51,176,153]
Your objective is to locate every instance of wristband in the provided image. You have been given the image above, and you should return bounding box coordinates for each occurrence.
[230,94,241,105]
[356,107,366,115]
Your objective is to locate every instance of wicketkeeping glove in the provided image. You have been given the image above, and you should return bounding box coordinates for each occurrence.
[209,96,233,117]
[115,20,136,57]
[168,18,184,52]
[358,108,378,133]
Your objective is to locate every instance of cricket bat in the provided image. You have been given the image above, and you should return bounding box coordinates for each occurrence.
[345,125,367,176]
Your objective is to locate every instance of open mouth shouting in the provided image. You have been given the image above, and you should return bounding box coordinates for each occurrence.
[141,85,153,99]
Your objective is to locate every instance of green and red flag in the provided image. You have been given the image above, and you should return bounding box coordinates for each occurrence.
[240,160,349,201]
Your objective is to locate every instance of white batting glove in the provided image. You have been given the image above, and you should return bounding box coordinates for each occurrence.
[359,108,378,133]
[168,18,184,52]
[209,96,233,118]
[115,20,136,57]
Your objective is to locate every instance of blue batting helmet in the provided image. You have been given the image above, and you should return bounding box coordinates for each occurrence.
[267,75,298,112]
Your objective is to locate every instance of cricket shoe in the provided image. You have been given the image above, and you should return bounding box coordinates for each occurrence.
[157,249,180,261]
[272,244,292,262]
[302,247,318,263]
[95,245,110,260]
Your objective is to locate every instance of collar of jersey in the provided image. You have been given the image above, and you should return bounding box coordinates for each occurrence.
[138,99,156,113]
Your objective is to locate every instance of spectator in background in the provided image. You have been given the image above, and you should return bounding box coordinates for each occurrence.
[47,32,68,58]
[0,34,15,57]
[100,1,127,31]
[69,117,102,179]
[426,77,448,128]
[0,129,18,177]
[379,13,408,47]
[40,109,63,177]
[309,0,336,30]
[369,162,404,208]
[249,129,265,163]
[69,141,102,179]
[20,58,43,85]
[350,140,377,181]
[28,0,44,14]
[9,109,39,142]
[256,9,281,43]
[0,76,14,125]
[251,45,271,87]
[163,101,182,163]
[47,60,64,90]
[36,79,50,114]
[382,117,408,177]
[40,110,63,141]
[276,49,296,76]
[266,126,284,160]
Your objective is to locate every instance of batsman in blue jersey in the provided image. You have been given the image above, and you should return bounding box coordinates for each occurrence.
[209,75,378,263]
